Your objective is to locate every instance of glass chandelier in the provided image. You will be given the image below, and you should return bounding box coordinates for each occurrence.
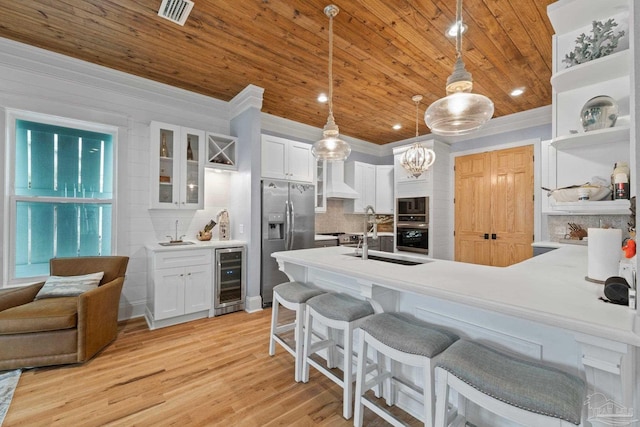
[312,5,351,162]
[424,0,494,136]
[401,95,436,178]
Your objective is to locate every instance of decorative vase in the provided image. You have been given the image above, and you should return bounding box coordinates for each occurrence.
[580,95,618,132]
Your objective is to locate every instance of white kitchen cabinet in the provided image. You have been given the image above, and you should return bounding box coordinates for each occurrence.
[315,160,327,212]
[261,134,314,183]
[375,165,394,214]
[545,0,633,214]
[344,161,376,213]
[150,121,205,210]
[146,248,212,329]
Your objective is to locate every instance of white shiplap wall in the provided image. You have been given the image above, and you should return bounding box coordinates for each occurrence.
[0,38,236,319]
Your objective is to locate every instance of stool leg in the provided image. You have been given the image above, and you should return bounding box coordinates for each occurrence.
[343,322,354,419]
[269,296,279,356]
[293,302,305,382]
[434,368,449,427]
[387,358,396,406]
[373,350,383,399]
[302,306,313,383]
[327,327,337,369]
[424,359,435,427]
[353,332,368,427]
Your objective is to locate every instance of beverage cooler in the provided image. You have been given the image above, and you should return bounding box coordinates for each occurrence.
[214,247,245,315]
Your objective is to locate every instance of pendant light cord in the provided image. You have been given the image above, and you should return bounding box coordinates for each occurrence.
[415,99,420,138]
[328,12,334,119]
[455,0,463,59]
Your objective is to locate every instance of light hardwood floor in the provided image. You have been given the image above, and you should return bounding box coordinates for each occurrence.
[5,309,420,426]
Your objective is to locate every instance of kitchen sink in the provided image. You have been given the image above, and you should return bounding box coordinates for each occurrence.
[345,252,430,266]
[158,241,196,246]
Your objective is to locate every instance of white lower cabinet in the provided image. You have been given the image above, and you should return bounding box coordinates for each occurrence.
[146,248,212,329]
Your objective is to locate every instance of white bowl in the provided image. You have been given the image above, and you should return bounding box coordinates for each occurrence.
[550,186,611,202]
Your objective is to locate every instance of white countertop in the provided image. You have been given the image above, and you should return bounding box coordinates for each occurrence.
[272,246,640,346]
[146,239,246,251]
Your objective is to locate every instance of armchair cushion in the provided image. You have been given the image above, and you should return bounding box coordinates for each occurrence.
[0,297,77,334]
[35,272,104,300]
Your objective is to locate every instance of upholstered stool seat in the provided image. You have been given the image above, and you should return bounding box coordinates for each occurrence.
[269,281,325,382]
[434,340,586,426]
[354,312,459,427]
[302,292,374,419]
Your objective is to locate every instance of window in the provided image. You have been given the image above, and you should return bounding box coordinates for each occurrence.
[9,113,116,280]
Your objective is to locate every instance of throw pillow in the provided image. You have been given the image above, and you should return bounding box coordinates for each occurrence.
[35,272,104,299]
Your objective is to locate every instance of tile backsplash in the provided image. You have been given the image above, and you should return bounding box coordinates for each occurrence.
[547,215,632,242]
[315,199,392,234]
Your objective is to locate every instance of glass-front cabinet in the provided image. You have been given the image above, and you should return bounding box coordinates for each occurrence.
[315,160,327,212]
[150,121,204,209]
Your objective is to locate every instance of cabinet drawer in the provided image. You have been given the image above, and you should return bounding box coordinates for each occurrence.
[155,249,211,268]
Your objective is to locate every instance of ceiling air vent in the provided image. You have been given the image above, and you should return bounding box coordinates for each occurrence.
[158,0,194,26]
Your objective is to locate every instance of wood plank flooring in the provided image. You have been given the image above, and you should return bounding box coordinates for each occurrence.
[4,309,420,426]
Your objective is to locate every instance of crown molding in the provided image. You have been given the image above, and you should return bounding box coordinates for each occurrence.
[0,37,228,116]
[229,84,264,118]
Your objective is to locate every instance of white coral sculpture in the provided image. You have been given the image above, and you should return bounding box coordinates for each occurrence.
[563,19,625,67]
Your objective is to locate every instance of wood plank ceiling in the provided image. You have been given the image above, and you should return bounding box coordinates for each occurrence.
[0,0,556,145]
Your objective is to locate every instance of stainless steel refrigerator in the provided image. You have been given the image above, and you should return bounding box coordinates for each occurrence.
[261,179,315,306]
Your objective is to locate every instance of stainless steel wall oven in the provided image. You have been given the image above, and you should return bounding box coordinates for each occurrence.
[396,196,429,254]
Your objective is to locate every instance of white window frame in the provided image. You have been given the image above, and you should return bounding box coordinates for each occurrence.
[5,109,119,285]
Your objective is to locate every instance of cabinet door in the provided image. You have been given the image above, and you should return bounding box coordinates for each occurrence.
[287,141,314,183]
[375,165,394,214]
[184,264,212,314]
[150,122,182,209]
[181,128,205,209]
[155,267,186,319]
[261,135,288,180]
[315,160,327,212]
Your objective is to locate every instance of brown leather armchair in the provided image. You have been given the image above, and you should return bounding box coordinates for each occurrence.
[0,256,129,370]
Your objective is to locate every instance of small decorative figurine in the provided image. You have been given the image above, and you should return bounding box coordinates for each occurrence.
[563,19,625,68]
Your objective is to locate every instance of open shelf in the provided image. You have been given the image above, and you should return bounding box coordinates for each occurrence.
[551,125,630,149]
[548,199,630,215]
[551,50,630,92]
[206,133,237,170]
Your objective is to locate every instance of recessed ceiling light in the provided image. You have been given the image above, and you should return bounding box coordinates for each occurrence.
[446,21,467,38]
[392,124,402,130]
[510,88,525,97]
[317,93,328,103]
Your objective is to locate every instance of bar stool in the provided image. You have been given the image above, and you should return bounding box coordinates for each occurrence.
[269,281,325,382]
[434,340,586,427]
[353,312,459,427]
[302,292,375,419]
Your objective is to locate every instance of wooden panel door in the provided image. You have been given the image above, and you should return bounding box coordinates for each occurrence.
[454,145,534,266]
[490,146,534,266]
[454,153,492,265]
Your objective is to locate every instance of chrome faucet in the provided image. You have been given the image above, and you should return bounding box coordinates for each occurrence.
[362,205,377,260]
[166,219,186,243]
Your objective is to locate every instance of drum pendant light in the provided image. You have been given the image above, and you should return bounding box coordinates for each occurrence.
[400,95,436,178]
[425,0,494,136]
[312,5,351,162]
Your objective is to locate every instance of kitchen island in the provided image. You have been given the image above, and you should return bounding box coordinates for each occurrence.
[273,246,639,426]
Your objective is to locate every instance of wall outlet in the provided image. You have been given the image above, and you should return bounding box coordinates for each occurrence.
[239,224,244,234]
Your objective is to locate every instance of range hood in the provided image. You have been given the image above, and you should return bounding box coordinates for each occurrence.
[325,161,359,199]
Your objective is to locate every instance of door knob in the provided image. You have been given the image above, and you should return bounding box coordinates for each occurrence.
[491,233,497,240]
[483,233,489,240]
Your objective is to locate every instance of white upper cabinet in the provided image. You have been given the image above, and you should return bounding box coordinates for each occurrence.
[544,0,633,214]
[261,135,314,183]
[375,165,394,214]
[150,121,205,210]
[315,160,327,213]
[344,161,376,213]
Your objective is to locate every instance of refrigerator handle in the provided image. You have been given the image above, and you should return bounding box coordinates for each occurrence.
[284,200,290,250]
[289,199,296,250]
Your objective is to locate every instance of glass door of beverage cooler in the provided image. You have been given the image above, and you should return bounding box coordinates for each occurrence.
[215,247,245,315]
